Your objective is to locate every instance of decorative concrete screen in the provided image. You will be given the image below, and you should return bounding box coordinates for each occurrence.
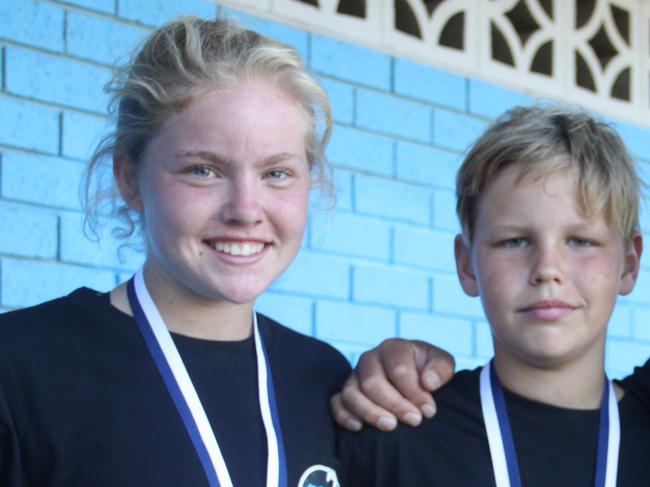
[223,0,650,128]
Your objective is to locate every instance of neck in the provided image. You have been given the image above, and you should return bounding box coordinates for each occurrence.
[492,346,609,410]
[111,266,254,341]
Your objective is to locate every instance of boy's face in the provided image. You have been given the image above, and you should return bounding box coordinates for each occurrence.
[455,165,642,370]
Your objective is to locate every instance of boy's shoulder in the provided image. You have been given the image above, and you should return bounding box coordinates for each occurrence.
[340,367,484,446]
[338,367,490,486]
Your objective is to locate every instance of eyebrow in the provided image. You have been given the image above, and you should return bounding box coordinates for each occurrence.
[175,150,305,167]
[491,221,606,233]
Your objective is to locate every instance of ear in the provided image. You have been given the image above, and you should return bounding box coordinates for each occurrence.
[455,234,479,297]
[113,153,143,212]
[619,233,643,296]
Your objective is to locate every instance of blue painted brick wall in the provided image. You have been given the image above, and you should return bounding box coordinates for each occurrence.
[327,125,394,176]
[2,1,649,380]
[0,0,65,52]
[1,153,84,209]
[0,96,60,154]
[310,35,390,91]
[6,47,112,113]
[356,88,432,142]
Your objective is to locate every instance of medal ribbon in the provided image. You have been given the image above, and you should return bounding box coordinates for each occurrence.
[480,360,619,487]
[127,269,287,487]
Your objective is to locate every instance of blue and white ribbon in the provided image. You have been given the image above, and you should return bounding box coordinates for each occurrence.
[480,360,619,487]
[127,268,287,487]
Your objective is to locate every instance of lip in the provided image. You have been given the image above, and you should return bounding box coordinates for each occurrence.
[202,237,271,262]
[518,300,578,321]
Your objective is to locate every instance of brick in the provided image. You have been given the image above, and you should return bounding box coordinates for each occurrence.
[400,312,473,355]
[468,79,534,119]
[455,356,485,372]
[62,111,111,161]
[353,264,429,309]
[1,258,116,308]
[316,301,396,345]
[356,89,431,142]
[0,96,60,154]
[0,202,57,258]
[433,190,460,232]
[60,0,115,14]
[59,212,144,270]
[310,35,390,91]
[1,152,84,210]
[328,125,393,176]
[610,119,650,161]
[256,292,313,336]
[355,175,430,224]
[433,109,488,153]
[432,274,484,318]
[475,320,494,359]
[333,170,353,211]
[311,211,390,260]
[623,269,650,305]
[119,0,215,26]
[67,11,148,65]
[607,304,631,338]
[307,169,350,221]
[393,225,456,272]
[632,308,650,341]
[6,48,112,113]
[395,58,466,111]
[605,339,650,380]
[221,7,309,60]
[396,141,461,190]
[319,77,354,125]
[331,342,369,366]
[0,0,64,52]
[117,272,133,284]
[271,251,349,298]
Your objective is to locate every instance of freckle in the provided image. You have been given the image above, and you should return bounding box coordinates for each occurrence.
[199,251,204,256]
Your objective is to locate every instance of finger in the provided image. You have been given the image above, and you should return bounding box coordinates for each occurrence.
[375,340,438,419]
[355,345,425,426]
[419,341,456,392]
[340,373,401,431]
[330,393,363,431]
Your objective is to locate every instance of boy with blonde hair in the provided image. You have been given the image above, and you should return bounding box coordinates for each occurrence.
[339,105,650,486]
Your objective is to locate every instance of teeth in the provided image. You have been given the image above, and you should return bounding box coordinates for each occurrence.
[211,241,264,256]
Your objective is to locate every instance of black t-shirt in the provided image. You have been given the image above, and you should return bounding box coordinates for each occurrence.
[620,358,650,410]
[339,367,650,486]
[0,288,351,487]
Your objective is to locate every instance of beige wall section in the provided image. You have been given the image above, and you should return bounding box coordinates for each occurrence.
[218,0,650,128]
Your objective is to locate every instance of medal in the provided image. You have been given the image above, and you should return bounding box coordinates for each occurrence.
[127,269,288,487]
[480,360,619,487]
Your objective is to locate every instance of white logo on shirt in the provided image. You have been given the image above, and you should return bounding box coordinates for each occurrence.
[297,464,340,487]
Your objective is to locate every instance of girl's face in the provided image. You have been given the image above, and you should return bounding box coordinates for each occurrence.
[120,80,311,306]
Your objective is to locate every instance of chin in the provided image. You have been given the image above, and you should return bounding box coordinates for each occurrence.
[218,287,266,306]
[520,347,578,369]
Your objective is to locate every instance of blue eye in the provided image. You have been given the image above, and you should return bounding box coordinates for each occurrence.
[569,237,593,247]
[190,166,215,178]
[265,169,290,181]
[503,238,528,248]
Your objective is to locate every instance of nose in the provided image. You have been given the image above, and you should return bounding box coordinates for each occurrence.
[529,243,565,285]
[220,176,263,226]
